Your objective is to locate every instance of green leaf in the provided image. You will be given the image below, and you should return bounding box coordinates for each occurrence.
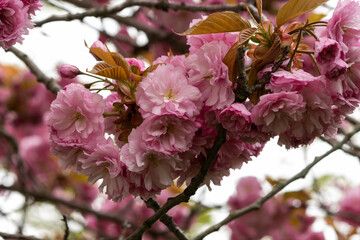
[276,0,328,27]
[178,12,251,35]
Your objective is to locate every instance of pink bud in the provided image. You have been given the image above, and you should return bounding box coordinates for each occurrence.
[58,64,81,79]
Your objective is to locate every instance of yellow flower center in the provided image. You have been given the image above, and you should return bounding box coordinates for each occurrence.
[165,88,176,100]
[72,112,84,122]
[148,154,159,167]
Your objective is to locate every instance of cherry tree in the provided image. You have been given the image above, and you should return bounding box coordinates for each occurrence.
[0,0,360,239]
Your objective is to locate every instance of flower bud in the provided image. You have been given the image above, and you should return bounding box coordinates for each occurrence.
[58,64,81,79]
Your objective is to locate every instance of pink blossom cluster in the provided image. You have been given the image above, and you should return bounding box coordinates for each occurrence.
[0,0,42,50]
[227,177,325,240]
[47,0,360,202]
[47,31,263,201]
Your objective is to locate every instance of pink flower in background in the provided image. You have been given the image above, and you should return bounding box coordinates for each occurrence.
[251,92,306,135]
[19,134,57,183]
[47,83,105,146]
[186,40,234,110]
[136,64,202,119]
[0,0,33,50]
[337,186,360,226]
[228,176,262,209]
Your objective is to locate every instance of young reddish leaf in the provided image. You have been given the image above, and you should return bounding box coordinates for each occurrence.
[142,63,162,77]
[88,62,112,73]
[276,0,328,27]
[110,52,131,79]
[89,47,117,66]
[178,12,251,35]
[90,66,128,81]
[223,28,257,83]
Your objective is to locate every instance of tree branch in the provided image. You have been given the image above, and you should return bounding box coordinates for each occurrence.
[144,198,189,240]
[34,1,256,27]
[0,185,128,226]
[126,126,227,240]
[0,231,47,240]
[193,123,360,240]
[6,47,61,94]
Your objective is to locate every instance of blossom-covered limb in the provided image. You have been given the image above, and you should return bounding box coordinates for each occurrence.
[126,126,227,240]
[193,123,360,240]
[6,47,61,94]
[144,198,189,240]
[0,184,128,226]
[35,1,257,27]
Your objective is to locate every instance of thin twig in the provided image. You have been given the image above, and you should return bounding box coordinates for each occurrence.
[34,1,258,27]
[193,124,360,240]
[144,198,189,240]
[0,185,128,226]
[61,215,70,240]
[6,47,61,94]
[126,126,227,240]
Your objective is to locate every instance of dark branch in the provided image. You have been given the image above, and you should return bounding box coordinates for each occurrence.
[0,185,128,226]
[144,198,189,240]
[61,215,70,240]
[6,47,61,94]
[34,1,257,27]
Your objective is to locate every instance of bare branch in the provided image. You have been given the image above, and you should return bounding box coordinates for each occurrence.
[144,198,189,240]
[61,215,70,240]
[6,47,61,94]
[34,1,255,27]
[0,231,47,240]
[0,185,128,226]
[193,124,360,240]
[126,126,227,240]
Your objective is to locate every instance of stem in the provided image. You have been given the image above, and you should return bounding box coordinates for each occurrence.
[286,30,302,71]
